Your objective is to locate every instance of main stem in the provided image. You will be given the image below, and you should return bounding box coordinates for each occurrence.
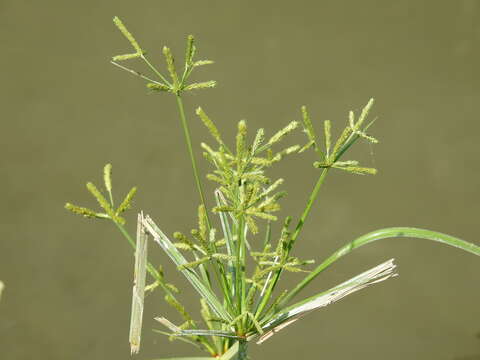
[236,340,248,360]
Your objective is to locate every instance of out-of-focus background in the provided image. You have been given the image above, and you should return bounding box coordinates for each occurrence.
[1,1,480,359]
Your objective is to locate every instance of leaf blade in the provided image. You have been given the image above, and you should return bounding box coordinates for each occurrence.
[281,227,480,307]
[257,259,397,344]
[143,215,232,321]
[129,212,148,354]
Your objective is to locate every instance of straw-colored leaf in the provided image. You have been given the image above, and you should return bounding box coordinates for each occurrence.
[143,216,232,321]
[155,317,241,339]
[257,259,397,344]
[129,213,148,354]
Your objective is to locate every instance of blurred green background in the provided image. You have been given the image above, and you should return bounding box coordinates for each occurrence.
[1,1,479,359]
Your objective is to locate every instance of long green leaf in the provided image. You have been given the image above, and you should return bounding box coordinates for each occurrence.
[281,227,480,307]
[219,341,239,360]
[143,215,232,321]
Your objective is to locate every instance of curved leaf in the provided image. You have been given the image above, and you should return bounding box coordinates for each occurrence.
[281,227,480,306]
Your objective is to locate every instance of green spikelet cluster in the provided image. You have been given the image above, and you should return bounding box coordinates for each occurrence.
[111,17,215,95]
[65,164,137,224]
[112,16,144,61]
[300,100,378,175]
[198,111,300,232]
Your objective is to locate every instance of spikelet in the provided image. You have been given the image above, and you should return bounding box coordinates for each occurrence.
[196,107,222,144]
[355,98,375,130]
[331,126,352,159]
[64,203,106,219]
[184,81,216,91]
[299,106,317,153]
[198,205,208,242]
[185,35,196,66]
[117,187,137,214]
[147,83,170,92]
[173,231,195,250]
[103,164,113,194]
[251,128,265,154]
[193,60,214,67]
[164,294,193,321]
[162,46,179,88]
[178,257,210,270]
[103,163,113,205]
[260,179,284,198]
[246,216,259,234]
[86,182,125,223]
[324,120,332,158]
[335,166,377,175]
[267,121,299,146]
[236,120,247,160]
[112,53,141,62]
[113,17,143,55]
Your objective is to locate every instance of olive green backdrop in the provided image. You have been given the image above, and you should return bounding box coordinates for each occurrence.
[1,1,479,359]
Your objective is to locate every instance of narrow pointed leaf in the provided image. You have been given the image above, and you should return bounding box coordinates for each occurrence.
[219,341,239,360]
[129,213,148,354]
[143,216,232,321]
[257,259,397,344]
[282,227,480,307]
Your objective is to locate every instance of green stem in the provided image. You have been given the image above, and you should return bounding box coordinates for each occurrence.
[235,340,248,360]
[235,216,246,329]
[175,94,211,227]
[254,168,330,319]
[175,94,234,311]
[141,55,171,86]
[290,167,330,246]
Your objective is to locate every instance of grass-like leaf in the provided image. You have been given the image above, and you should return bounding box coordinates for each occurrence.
[257,259,396,344]
[143,215,232,321]
[129,213,148,354]
[281,227,480,306]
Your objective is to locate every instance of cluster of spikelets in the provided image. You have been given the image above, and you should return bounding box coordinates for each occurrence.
[111,16,215,95]
[64,16,480,360]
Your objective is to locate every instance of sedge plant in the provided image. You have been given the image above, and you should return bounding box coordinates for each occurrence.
[65,17,480,360]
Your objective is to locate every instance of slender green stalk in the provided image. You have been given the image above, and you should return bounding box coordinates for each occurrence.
[254,168,330,318]
[290,168,330,246]
[175,95,236,311]
[235,216,246,332]
[175,95,211,228]
[141,55,172,87]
